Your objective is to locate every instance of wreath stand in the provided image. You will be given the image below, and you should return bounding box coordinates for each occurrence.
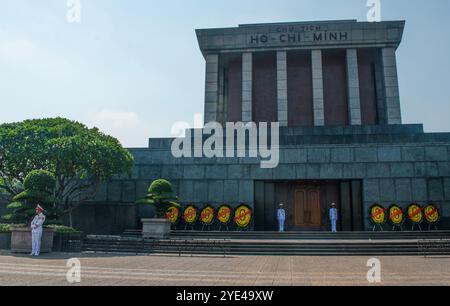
[218,224,230,232]
[428,223,438,231]
[236,227,250,232]
[184,223,195,231]
[201,223,213,231]
[391,224,403,232]
[411,223,422,231]
[372,224,384,232]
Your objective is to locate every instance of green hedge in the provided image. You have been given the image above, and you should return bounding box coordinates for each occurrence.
[0,223,81,235]
[0,224,10,233]
[46,225,82,235]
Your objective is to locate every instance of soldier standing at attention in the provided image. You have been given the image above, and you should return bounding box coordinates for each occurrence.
[277,203,286,233]
[329,203,338,233]
[31,205,46,256]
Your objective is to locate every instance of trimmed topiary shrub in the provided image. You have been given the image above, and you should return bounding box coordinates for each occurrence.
[137,179,180,218]
[2,170,61,225]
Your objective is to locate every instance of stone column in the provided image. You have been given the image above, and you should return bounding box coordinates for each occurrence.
[242,52,253,122]
[217,66,226,124]
[311,50,325,126]
[374,55,387,124]
[381,48,402,124]
[346,49,362,125]
[277,51,288,127]
[204,54,219,124]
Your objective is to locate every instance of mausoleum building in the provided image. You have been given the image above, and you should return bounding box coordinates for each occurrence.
[197,19,403,127]
[74,20,450,234]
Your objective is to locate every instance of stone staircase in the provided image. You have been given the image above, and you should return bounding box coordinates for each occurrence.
[82,230,450,256]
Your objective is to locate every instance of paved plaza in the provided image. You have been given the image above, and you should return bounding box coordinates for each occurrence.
[0,251,449,286]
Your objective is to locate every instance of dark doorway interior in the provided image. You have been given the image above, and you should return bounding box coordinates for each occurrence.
[254,180,363,231]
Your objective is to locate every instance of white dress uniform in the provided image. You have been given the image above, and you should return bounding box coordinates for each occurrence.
[277,208,286,232]
[31,212,46,256]
[329,207,338,233]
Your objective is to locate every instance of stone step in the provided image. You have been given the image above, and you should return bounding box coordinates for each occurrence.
[123,230,450,240]
[85,238,427,245]
[82,247,448,256]
[82,235,450,256]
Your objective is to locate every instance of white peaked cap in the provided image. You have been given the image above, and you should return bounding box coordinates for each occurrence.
[36,205,44,211]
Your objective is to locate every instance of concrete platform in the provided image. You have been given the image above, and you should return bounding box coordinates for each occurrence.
[0,251,449,286]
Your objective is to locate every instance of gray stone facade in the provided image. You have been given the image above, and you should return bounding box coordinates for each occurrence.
[81,125,450,232]
[197,20,405,126]
[196,20,404,53]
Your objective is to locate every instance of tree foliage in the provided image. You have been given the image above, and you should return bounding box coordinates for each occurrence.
[3,170,60,225]
[0,118,134,219]
[137,179,180,218]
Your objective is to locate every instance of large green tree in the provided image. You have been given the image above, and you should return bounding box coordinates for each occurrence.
[0,118,134,224]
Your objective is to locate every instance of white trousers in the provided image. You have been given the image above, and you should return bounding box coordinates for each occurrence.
[278,219,285,232]
[31,229,43,255]
[331,219,337,232]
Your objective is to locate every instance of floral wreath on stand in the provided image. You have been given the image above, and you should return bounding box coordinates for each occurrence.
[388,204,405,231]
[216,204,233,231]
[369,203,386,231]
[165,206,181,228]
[423,203,441,230]
[234,204,252,231]
[182,205,198,230]
[407,203,423,231]
[200,205,215,230]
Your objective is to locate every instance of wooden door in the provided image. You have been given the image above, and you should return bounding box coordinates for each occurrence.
[294,188,321,228]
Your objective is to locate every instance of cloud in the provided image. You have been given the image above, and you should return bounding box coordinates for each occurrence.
[86,109,152,148]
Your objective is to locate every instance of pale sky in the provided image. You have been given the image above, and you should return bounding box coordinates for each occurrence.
[1,0,450,147]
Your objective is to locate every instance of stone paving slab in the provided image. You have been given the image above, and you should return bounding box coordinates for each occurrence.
[0,251,449,286]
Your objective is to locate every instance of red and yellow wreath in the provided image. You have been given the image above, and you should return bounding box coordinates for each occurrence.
[407,203,423,224]
[165,206,181,224]
[234,204,252,229]
[424,204,440,224]
[200,205,215,226]
[388,204,405,226]
[369,204,386,225]
[217,205,232,225]
[183,205,198,225]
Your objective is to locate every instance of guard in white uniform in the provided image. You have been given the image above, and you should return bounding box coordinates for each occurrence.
[329,203,338,233]
[31,205,46,256]
[277,204,286,233]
